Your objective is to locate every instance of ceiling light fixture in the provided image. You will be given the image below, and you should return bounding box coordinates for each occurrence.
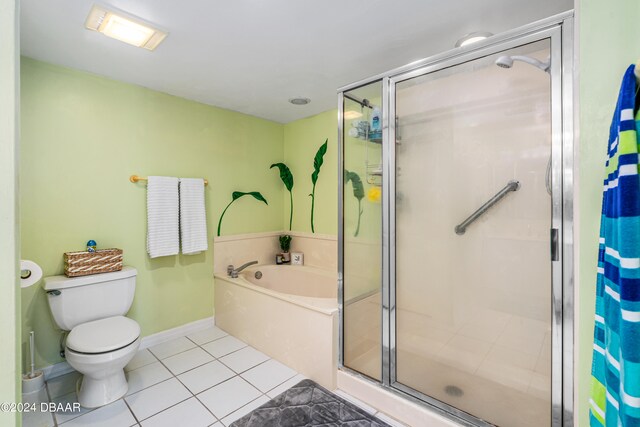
[85,4,168,51]
[289,97,311,106]
[455,32,493,48]
[344,111,363,120]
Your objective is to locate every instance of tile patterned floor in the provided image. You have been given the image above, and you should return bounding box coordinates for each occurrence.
[23,326,405,427]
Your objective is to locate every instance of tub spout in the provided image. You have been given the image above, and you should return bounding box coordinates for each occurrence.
[228,260,258,278]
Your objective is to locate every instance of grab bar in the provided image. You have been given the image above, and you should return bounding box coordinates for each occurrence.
[454,180,520,235]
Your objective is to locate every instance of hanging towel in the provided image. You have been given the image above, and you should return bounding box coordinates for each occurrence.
[179,178,208,255]
[146,176,180,258]
[590,65,640,427]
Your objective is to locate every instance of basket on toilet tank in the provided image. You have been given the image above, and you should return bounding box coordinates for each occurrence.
[64,248,123,277]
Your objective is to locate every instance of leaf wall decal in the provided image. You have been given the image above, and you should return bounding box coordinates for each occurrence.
[217,191,268,236]
[309,139,328,233]
[270,163,294,230]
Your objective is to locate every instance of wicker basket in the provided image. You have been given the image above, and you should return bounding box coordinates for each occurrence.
[64,249,123,277]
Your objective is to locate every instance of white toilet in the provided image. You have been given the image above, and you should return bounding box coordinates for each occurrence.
[44,267,140,408]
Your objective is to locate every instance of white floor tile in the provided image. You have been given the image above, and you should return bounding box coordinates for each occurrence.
[201,336,246,358]
[22,385,49,405]
[125,378,191,421]
[148,337,196,360]
[126,362,173,396]
[240,359,296,393]
[47,371,81,399]
[218,347,269,373]
[265,374,306,399]
[126,349,158,372]
[220,396,269,426]
[187,327,228,345]
[178,361,235,395]
[22,388,55,427]
[63,399,136,427]
[334,390,377,415]
[140,398,216,427]
[22,409,55,427]
[197,377,261,419]
[51,392,94,424]
[375,412,409,427]
[210,423,223,427]
[162,347,215,375]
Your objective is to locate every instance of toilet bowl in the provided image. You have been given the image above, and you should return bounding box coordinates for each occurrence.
[44,267,140,408]
[64,315,141,408]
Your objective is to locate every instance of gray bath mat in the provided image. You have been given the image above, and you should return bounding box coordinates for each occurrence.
[231,379,391,427]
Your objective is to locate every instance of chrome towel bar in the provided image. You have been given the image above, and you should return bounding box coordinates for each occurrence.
[454,180,520,235]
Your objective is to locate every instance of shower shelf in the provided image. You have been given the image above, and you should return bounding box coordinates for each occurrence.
[363,134,382,144]
[366,163,382,186]
[352,131,382,143]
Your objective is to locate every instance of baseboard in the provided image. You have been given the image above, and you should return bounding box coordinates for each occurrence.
[42,361,74,381]
[139,316,214,349]
[42,316,215,380]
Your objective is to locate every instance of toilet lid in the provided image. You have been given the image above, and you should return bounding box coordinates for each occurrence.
[67,316,140,354]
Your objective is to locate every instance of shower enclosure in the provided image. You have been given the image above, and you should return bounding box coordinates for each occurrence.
[338,13,573,427]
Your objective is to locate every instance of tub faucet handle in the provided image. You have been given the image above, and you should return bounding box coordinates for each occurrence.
[229,260,258,278]
[227,265,234,276]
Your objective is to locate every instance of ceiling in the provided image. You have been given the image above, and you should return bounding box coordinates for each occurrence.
[20,0,573,123]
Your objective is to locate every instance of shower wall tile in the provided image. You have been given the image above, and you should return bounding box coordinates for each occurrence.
[213,231,336,273]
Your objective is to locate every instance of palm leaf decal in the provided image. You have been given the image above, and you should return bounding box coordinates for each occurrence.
[345,170,364,236]
[312,140,328,186]
[309,139,328,233]
[231,191,267,204]
[271,163,294,230]
[217,191,268,236]
[270,163,293,191]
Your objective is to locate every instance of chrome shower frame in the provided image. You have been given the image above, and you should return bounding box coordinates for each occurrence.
[337,10,574,427]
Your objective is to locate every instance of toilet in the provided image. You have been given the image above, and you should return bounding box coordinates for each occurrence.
[44,267,140,408]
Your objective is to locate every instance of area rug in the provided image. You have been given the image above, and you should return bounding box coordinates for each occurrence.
[231,379,391,426]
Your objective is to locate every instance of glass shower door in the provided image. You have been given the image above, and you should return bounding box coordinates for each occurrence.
[391,39,553,427]
[342,81,384,380]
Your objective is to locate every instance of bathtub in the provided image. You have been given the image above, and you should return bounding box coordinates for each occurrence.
[214,265,338,389]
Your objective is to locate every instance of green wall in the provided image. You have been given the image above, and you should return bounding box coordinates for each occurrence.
[283,109,338,235]
[1,0,21,425]
[577,1,640,425]
[20,58,285,369]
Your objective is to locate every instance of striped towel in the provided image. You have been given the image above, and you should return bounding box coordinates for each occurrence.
[146,176,179,258]
[590,65,640,426]
[179,178,208,255]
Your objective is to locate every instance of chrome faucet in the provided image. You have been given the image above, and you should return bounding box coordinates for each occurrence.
[227,260,258,278]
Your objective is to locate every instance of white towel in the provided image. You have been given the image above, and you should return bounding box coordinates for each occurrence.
[146,176,180,258]
[179,178,208,255]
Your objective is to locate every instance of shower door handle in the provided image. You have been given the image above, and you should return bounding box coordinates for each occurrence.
[550,228,559,261]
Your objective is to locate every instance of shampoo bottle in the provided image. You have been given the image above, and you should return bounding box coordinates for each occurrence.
[371,107,381,132]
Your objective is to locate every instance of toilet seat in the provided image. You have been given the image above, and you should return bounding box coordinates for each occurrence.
[67,316,140,354]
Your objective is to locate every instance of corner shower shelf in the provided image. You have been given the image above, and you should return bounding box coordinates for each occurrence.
[352,131,382,144]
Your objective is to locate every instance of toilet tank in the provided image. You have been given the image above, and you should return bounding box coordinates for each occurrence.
[44,267,137,331]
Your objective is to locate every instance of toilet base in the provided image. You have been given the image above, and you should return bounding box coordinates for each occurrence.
[65,337,140,409]
[76,370,128,409]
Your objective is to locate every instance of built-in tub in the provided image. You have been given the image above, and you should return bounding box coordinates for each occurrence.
[214,265,338,389]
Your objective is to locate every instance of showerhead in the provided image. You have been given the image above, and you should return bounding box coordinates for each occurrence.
[495,55,550,73]
[495,56,514,69]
